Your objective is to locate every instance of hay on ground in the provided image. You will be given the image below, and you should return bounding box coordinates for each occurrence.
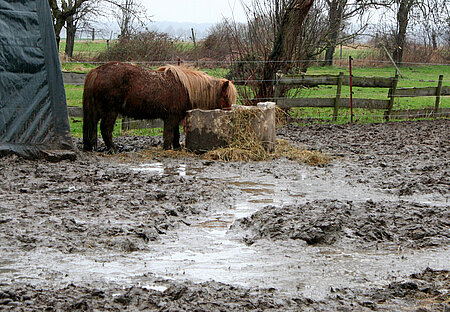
[103,140,330,165]
[103,109,331,165]
[204,108,331,164]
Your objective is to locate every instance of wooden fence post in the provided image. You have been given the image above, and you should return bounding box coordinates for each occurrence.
[274,71,282,100]
[122,117,130,131]
[349,56,354,123]
[191,28,199,68]
[333,72,344,122]
[434,74,443,117]
[385,74,399,121]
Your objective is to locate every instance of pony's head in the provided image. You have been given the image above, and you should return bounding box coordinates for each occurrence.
[159,65,238,110]
[217,79,237,109]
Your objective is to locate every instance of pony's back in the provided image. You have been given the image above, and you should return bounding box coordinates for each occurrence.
[159,65,237,109]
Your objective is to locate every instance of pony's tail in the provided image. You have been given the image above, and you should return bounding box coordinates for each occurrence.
[82,70,98,151]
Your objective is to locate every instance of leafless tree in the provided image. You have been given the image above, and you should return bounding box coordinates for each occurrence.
[261,0,315,93]
[64,0,102,58]
[201,22,233,59]
[239,0,316,100]
[371,0,448,64]
[48,0,89,48]
[445,19,450,49]
[110,0,148,39]
[391,0,415,63]
[412,0,449,49]
[48,0,148,57]
[323,0,373,66]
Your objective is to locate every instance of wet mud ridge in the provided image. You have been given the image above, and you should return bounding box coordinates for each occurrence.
[233,199,450,249]
[1,119,449,311]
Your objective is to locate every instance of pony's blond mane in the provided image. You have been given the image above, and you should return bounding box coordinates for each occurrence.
[158,65,237,109]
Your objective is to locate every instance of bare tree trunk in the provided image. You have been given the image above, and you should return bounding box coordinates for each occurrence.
[119,0,133,39]
[431,31,437,50]
[257,0,315,100]
[48,0,88,51]
[323,0,346,66]
[65,15,76,58]
[324,46,336,66]
[53,19,65,49]
[393,0,414,64]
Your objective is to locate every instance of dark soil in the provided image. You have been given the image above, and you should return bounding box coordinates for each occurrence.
[1,119,449,311]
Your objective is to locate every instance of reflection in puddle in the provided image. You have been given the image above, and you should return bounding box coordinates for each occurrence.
[142,284,168,292]
[132,162,164,174]
[5,235,448,301]
[131,163,192,177]
[0,259,16,274]
[195,218,232,229]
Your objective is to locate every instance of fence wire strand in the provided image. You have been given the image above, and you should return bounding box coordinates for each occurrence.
[65,58,449,127]
[69,58,450,67]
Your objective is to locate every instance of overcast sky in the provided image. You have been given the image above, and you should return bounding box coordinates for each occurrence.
[143,0,248,24]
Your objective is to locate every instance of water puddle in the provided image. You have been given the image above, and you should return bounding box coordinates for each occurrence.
[130,162,194,176]
[0,259,17,274]
[122,162,450,298]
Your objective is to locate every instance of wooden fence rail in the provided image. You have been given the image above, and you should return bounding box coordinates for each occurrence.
[63,72,450,127]
[274,72,450,121]
[63,72,86,85]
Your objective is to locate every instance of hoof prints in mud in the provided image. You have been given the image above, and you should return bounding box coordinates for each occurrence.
[233,200,450,249]
[1,119,449,311]
[2,269,448,311]
[0,281,295,312]
[335,268,450,312]
[278,120,450,198]
[0,156,233,253]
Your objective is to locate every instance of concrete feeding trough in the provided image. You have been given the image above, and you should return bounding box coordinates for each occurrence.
[185,102,276,153]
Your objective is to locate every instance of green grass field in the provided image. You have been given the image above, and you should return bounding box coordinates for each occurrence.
[286,65,450,123]
[60,40,109,59]
[69,117,162,138]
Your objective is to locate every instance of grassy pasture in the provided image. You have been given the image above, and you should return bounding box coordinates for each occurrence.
[60,40,373,62]
[60,39,109,60]
[287,65,450,123]
[69,116,162,139]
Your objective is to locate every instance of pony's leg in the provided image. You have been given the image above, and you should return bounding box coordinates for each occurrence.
[173,120,181,149]
[163,116,181,150]
[83,115,99,151]
[100,112,118,152]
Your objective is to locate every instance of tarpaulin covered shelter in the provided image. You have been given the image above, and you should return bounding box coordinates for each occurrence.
[0,0,76,159]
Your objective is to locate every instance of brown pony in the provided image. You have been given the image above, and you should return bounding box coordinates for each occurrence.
[82,62,237,151]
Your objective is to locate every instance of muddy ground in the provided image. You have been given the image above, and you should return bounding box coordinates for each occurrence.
[0,119,449,311]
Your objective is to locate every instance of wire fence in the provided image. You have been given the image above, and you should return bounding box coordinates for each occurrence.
[66,58,450,67]
[63,59,450,127]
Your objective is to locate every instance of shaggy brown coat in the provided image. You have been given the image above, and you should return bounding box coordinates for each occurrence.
[82,62,237,151]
